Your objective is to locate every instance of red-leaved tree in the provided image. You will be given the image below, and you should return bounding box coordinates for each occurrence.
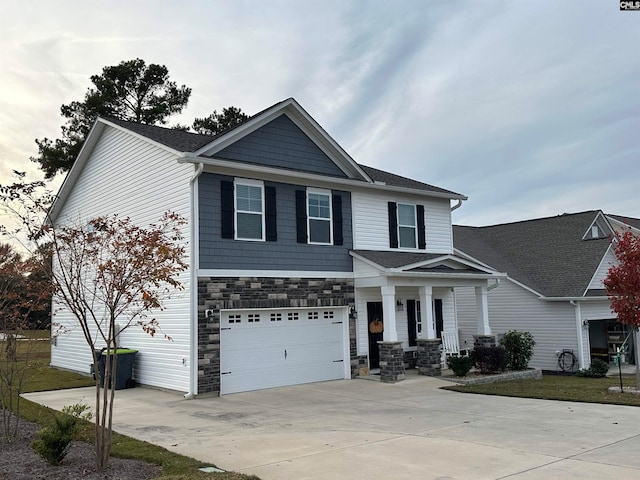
[1,172,187,468]
[604,230,640,388]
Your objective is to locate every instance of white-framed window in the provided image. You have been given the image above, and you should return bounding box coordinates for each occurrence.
[397,203,417,248]
[307,188,332,244]
[234,179,264,241]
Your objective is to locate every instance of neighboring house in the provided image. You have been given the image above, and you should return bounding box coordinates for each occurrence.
[49,98,502,396]
[453,211,639,372]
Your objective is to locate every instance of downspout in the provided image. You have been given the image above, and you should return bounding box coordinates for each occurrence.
[570,300,585,369]
[185,162,204,399]
[487,279,500,291]
[450,199,463,211]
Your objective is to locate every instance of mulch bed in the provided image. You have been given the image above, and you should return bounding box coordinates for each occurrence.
[0,412,161,480]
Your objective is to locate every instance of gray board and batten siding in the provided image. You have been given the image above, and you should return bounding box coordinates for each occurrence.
[213,114,349,178]
[199,173,353,271]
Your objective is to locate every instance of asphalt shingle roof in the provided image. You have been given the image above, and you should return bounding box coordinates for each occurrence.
[103,113,463,197]
[608,214,640,230]
[358,164,463,197]
[453,211,613,298]
[104,117,218,152]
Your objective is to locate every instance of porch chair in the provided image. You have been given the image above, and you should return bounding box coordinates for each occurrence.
[441,330,461,368]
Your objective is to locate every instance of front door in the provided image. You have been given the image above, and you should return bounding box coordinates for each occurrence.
[367,302,384,369]
[434,299,444,338]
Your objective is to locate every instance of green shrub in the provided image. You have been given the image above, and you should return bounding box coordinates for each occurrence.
[31,403,92,465]
[447,355,473,377]
[500,331,536,371]
[576,358,610,378]
[473,346,506,374]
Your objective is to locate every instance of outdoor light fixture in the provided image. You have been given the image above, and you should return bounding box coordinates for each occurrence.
[396,299,404,311]
[349,306,358,320]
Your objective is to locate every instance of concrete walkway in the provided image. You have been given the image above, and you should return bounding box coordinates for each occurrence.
[24,373,640,480]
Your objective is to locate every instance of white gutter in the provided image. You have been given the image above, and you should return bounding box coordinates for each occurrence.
[570,300,586,369]
[185,161,204,399]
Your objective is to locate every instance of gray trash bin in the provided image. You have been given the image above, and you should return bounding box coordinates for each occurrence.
[97,348,138,390]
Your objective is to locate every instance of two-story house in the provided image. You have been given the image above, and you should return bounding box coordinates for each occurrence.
[49,98,503,396]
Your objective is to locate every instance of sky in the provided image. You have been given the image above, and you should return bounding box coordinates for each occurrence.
[1,0,638,227]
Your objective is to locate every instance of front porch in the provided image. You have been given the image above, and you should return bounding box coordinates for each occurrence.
[350,250,506,383]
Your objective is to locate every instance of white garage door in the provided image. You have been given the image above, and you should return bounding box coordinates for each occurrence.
[220,307,348,395]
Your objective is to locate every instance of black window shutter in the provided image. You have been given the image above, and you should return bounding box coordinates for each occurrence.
[417,204,426,249]
[221,180,234,239]
[332,194,343,246]
[388,202,398,248]
[265,186,277,242]
[295,190,307,243]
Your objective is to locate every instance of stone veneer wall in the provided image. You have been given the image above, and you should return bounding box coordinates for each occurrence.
[197,276,355,394]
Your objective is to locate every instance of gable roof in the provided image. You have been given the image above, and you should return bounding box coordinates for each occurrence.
[99,98,465,198]
[607,214,640,231]
[453,211,613,298]
[350,249,501,277]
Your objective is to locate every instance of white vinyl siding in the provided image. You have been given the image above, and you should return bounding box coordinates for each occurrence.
[50,126,193,393]
[351,191,453,253]
[587,248,617,291]
[234,179,264,241]
[456,280,578,371]
[581,301,616,320]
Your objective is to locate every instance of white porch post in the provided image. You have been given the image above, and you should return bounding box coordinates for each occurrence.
[381,285,398,341]
[475,285,491,335]
[419,286,436,339]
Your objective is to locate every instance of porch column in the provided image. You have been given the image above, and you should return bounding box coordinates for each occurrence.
[419,286,436,339]
[475,285,491,335]
[381,285,398,341]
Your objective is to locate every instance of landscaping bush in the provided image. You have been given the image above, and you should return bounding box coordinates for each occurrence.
[31,403,92,465]
[500,330,535,371]
[576,358,610,378]
[473,346,506,374]
[446,355,473,377]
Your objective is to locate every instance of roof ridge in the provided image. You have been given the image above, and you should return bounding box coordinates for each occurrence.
[454,210,602,229]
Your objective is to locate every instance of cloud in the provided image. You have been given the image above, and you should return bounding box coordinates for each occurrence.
[0,0,637,228]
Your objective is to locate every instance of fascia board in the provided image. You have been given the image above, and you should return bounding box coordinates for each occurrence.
[48,120,105,222]
[49,118,182,222]
[192,98,372,182]
[179,155,467,200]
[542,295,611,302]
[387,271,507,281]
[396,254,498,274]
[606,215,640,234]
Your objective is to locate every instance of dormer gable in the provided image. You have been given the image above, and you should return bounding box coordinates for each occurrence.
[582,211,614,241]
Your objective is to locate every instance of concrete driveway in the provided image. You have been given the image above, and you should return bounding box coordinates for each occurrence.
[24,373,640,480]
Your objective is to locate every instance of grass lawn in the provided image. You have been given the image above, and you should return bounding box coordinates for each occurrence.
[443,372,640,406]
[1,331,258,480]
